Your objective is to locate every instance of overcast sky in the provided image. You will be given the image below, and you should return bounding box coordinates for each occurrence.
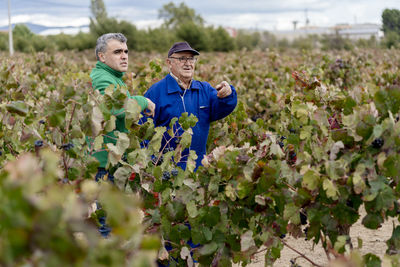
[1,0,399,31]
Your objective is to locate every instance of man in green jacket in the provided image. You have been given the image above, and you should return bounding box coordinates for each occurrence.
[90,32,155,180]
[90,33,155,237]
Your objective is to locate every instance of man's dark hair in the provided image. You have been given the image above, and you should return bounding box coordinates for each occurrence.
[95,33,127,60]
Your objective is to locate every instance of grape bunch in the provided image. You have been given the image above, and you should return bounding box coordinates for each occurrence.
[372,138,384,149]
[34,140,43,148]
[61,143,74,151]
[161,169,179,180]
[288,151,297,165]
[151,155,163,166]
[300,211,307,225]
[162,171,171,180]
[171,168,178,176]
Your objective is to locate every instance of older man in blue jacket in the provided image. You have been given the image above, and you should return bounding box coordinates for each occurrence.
[144,42,237,170]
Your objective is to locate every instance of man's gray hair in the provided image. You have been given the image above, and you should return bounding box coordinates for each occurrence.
[95,33,127,61]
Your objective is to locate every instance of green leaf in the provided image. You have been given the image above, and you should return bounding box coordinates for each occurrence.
[362,213,383,229]
[334,235,347,252]
[363,253,381,267]
[198,242,218,256]
[93,135,103,150]
[270,143,284,158]
[203,206,220,227]
[237,180,252,199]
[116,132,130,154]
[225,183,236,201]
[104,115,116,132]
[6,101,28,116]
[322,179,339,200]
[186,200,198,218]
[283,203,300,225]
[180,131,192,149]
[240,230,255,252]
[302,170,320,191]
[386,226,400,254]
[114,166,131,190]
[125,98,142,123]
[149,127,166,153]
[353,164,366,194]
[141,235,160,250]
[107,143,121,166]
[371,124,383,139]
[343,96,356,115]
[299,125,313,140]
[91,106,104,136]
[202,227,213,241]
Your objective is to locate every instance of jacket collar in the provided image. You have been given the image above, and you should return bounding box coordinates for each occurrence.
[96,61,124,79]
[166,74,199,94]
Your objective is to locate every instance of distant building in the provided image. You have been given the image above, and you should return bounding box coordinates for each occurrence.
[334,23,382,39]
[271,23,383,41]
[225,27,237,38]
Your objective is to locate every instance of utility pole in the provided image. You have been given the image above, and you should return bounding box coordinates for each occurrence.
[292,21,298,31]
[8,0,14,55]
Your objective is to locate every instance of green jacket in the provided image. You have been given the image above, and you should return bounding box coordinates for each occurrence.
[90,61,148,168]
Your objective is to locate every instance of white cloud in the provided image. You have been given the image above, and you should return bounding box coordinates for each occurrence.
[134,19,163,29]
[1,0,397,30]
[39,27,89,35]
[1,14,89,27]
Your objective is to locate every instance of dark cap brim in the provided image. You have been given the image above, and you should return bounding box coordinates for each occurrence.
[172,48,200,55]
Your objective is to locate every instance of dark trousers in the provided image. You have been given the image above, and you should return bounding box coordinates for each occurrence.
[95,168,114,237]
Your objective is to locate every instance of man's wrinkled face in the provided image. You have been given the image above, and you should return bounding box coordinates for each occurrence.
[167,52,196,82]
[99,39,128,72]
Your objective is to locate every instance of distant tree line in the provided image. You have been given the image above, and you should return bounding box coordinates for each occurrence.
[0,2,399,54]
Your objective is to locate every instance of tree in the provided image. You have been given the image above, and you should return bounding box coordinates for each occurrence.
[208,26,236,52]
[0,32,8,51]
[159,2,204,29]
[175,21,210,51]
[89,0,139,50]
[90,0,107,22]
[235,30,261,50]
[381,9,400,48]
[13,24,36,52]
[382,8,400,35]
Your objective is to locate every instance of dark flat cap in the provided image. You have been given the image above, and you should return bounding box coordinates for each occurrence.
[168,42,200,57]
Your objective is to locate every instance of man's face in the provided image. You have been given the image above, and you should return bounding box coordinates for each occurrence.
[167,52,196,82]
[98,39,128,72]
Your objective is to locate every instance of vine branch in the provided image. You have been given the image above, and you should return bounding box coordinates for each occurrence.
[281,239,324,267]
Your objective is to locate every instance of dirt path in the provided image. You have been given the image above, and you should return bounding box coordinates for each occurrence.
[234,206,398,267]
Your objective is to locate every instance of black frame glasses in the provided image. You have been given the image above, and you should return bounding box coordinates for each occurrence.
[169,56,197,63]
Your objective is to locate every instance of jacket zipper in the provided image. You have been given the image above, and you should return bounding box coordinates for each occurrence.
[180,89,187,113]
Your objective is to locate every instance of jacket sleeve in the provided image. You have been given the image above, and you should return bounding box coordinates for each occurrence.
[92,77,113,96]
[209,84,238,122]
[142,86,161,125]
[129,95,148,111]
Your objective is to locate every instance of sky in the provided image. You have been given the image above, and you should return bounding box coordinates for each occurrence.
[1,0,399,32]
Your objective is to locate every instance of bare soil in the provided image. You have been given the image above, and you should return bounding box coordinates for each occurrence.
[234,206,398,267]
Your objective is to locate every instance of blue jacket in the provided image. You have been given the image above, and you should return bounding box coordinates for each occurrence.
[144,74,237,169]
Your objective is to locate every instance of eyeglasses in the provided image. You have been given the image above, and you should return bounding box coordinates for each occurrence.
[169,56,197,63]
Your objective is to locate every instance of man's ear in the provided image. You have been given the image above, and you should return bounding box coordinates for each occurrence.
[166,58,172,68]
[98,52,106,63]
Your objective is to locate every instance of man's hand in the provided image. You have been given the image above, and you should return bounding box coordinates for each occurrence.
[144,97,155,117]
[215,81,232,98]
